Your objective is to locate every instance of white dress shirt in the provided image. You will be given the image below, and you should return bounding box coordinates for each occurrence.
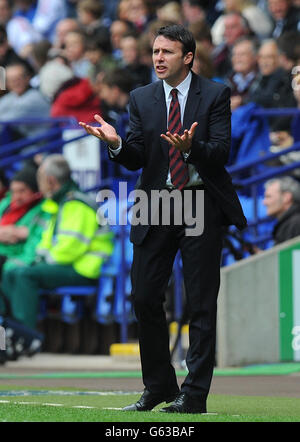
[109,70,202,187]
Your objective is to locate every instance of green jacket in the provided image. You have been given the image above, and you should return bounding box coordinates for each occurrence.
[0,193,49,272]
[36,180,114,279]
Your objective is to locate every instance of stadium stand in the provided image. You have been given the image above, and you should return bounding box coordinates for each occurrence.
[0,0,299,359]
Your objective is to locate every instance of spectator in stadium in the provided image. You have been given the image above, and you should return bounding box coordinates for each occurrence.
[119,0,152,34]
[156,1,183,25]
[267,0,300,38]
[63,30,93,78]
[39,59,102,123]
[0,165,48,280]
[181,0,206,26]
[263,176,300,244]
[212,11,252,78]
[110,19,135,61]
[85,36,119,84]
[31,0,68,43]
[248,39,296,109]
[119,32,152,87]
[0,0,42,57]
[0,62,50,137]
[98,67,134,134]
[277,30,300,72]
[211,0,273,45]
[0,24,34,73]
[52,18,81,50]
[225,36,258,110]
[76,0,111,48]
[0,154,114,330]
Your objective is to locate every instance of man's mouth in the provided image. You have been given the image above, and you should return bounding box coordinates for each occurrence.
[156,65,167,73]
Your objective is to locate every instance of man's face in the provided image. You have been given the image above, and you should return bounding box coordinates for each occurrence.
[268,0,290,21]
[263,181,288,217]
[257,42,279,76]
[152,35,193,87]
[37,164,52,198]
[10,181,35,206]
[231,41,257,75]
[6,65,30,95]
[224,15,246,47]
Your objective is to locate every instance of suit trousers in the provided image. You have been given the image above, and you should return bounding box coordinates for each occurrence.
[131,188,223,402]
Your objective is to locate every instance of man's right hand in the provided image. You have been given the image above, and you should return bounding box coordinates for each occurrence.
[79,114,120,149]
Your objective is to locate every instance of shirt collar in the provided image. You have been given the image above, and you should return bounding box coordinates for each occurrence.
[163,70,192,99]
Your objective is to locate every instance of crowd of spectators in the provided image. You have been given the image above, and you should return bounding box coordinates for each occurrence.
[0,0,298,134]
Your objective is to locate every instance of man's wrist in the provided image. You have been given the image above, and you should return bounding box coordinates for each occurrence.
[108,136,121,150]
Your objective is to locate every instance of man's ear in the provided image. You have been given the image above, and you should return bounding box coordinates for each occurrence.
[184,51,193,66]
[283,191,293,205]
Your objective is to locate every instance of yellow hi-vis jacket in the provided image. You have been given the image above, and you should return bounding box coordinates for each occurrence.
[36,190,114,279]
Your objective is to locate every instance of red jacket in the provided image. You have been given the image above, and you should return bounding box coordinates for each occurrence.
[51,78,101,123]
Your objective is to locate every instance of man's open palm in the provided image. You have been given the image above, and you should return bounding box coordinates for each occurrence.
[79,114,120,148]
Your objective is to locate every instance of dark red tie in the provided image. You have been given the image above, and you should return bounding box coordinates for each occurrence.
[168,89,189,190]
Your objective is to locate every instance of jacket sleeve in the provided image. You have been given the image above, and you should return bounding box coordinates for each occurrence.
[109,91,147,171]
[187,86,231,168]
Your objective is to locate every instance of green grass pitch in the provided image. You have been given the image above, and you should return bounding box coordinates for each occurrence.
[0,386,300,422]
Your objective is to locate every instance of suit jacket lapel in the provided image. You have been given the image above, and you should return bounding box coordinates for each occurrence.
[183,72,202,131]
[153,81,169,159]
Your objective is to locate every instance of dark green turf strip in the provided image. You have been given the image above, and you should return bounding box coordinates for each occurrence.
[0,362,300,379]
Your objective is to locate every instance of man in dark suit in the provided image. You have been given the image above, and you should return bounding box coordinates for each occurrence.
[80,24,246,414]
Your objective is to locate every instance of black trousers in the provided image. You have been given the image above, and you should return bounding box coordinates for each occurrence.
[130,189,224,404]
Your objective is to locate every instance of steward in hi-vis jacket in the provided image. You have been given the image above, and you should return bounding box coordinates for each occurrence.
[1,155,114,329]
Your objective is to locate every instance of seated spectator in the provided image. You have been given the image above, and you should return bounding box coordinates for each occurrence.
[225,36,258,110]
[64,30,93,78]
[85,36,119,84]
[39,59,102,123]
[277,30,300,72]
[156,1,183,25]
[211,0,273,45]
[263,176,300,244]
[98,67,134,132]
[0,154,114,330]
[119,32,152,87]
[192,43,217,80]
[248,39,296,130]
[212,11,252,79]
[267,0,300,38]
[0,165,48,279]
[182,0,206,26]
[249,39,295,108]
[0,24,34,73]
[0,62,50,137]
[110,18,135,61]
[52,18,81,50]
[76,0,110,48]
[120,0,153,34]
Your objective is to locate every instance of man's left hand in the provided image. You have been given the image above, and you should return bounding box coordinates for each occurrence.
[160,122,198,152]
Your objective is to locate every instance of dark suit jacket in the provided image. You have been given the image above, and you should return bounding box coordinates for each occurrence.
[110,72,247,244]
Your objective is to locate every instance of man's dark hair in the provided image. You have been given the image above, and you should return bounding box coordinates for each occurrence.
[102,68,135,94]
[156,24,196,69]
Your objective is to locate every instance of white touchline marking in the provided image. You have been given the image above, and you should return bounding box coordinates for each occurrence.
[103,407,123,410]
[72,406,96,409]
